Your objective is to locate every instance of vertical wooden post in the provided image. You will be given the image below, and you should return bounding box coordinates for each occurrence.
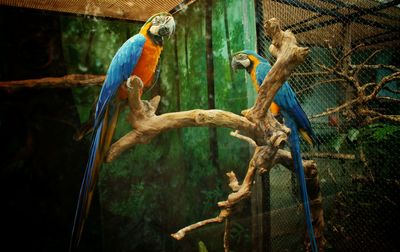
[205,0,220,172]
[342,21,354,102]
[251,172,263,252]
[243,0,271,251]
[257,1,272,252]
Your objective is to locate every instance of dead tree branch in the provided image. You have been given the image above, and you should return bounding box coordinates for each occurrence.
[244,18,309,122]
[0,74,105,88]
[100,18,324,251]
[171,131,287,240]
[302,152,356,160]
[170,18,324,250]
[310,46,400,125]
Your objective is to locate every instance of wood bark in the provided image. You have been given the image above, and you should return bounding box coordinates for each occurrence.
[105,18,324,251]
[0,74,105,88]
[309,44,400,125]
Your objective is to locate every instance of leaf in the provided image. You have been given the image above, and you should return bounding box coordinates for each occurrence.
[198,241,208,252]
[331,134,347,152]
[347,128,359,142]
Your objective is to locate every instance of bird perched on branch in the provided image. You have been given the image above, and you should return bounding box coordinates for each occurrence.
[231,50,318,252]
[70,12,175,251]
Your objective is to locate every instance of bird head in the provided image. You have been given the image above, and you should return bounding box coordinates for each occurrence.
[141,12,175,42]
[231,51,251,71]
[231,50,264,71]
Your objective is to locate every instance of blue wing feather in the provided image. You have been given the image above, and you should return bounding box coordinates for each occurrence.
[70,34,146,251]
[95,34,146,128]
[285,118,318,252]
[255,61,316,143]
[275,83,317,143]
[252,53,318,251]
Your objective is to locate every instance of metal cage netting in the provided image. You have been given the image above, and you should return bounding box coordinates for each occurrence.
[255,0,400,251]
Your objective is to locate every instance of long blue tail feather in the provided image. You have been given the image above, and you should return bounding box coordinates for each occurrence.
[287,120,318,252]
[69,121,104,251]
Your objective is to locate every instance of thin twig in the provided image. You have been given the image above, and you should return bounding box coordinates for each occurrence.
[336,43,365,68]
[370,72,400,99]
[291,71,330,77]
[230,130,257,147]
[310,99,358,119]
[350,64,400,72]
[353,49,382,77]
[377,96,400,104]
[302,152,356,160]
[297,78,346,94]
[383,86,400,94]
[359,109,400,124]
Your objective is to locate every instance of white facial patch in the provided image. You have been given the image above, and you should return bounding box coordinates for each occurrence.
[239,58,251,68]
[148,15,175,37]
[149,25,160,35]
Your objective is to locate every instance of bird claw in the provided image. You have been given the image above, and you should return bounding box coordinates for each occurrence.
[126,75,144,90]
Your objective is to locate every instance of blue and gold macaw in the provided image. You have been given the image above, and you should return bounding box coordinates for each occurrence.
[232,50,318,251]
[70,13,175,250]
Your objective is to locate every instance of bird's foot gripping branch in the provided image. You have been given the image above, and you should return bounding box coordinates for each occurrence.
[104,18,325,251]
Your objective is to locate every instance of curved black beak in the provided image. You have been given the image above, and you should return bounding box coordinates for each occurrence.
[158,26,170,36]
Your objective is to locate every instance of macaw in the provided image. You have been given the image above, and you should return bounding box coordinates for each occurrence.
[231,50,318,252]
[70,13,175,250]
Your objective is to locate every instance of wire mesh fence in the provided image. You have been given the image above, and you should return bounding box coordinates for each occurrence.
[255,0,400,251]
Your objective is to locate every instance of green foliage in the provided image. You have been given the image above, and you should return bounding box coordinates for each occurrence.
[198,241,209,252]
[327,128,360,152]
[61,16,140,74]
[346,128,359,142]
[60,16,141,122]
[359,123,400,177]
[360,123,400,142]
[326,122,400,251]
[330,133,347,152]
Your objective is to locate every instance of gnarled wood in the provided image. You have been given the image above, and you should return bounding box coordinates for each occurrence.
[310,46,400,125]
[0,74,105,88]
[101,17,324,251]
[105,107,256,162]
[245,18,309,122]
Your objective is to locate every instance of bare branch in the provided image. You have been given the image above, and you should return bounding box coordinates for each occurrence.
[350,64,400,72]
[226,172,240,192]
[245,18,309,121]
[302,152,356,160]
[0,74,105,88]
[230,130,257,147]
[291,71,330,77]
[297,78,346,94]
[377,96,400,104]
[359,109,400,124]
[353,49,382,77]
[318,63,359,89]
[336,43,365,68]
[102,17,325,250]
[326,42,340,63]
[171,215,226,240]
[106,109,256,162]
[383,86,400,94]
[370,72,400,99]
[310,99,358,119]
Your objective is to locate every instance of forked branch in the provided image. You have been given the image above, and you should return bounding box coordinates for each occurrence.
[102,18,324,251]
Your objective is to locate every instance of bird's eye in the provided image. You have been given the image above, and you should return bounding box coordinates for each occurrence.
[153,17,161,25]
[238,54,247,60]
